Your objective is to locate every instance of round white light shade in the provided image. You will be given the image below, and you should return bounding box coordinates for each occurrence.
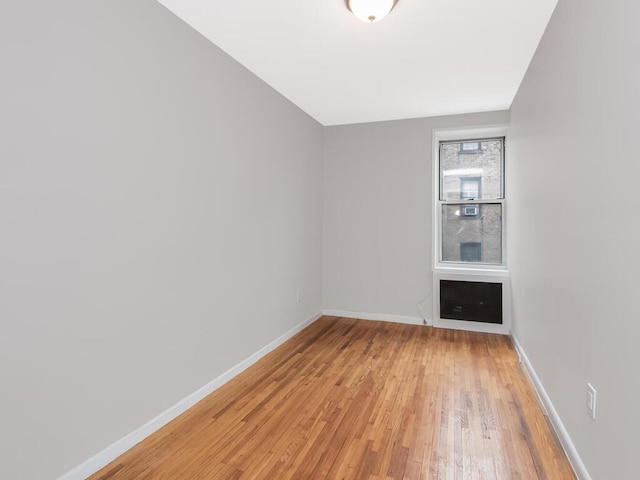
[347,0,398,23]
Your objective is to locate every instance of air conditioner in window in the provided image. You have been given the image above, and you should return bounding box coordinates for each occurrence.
[463,205,478,216]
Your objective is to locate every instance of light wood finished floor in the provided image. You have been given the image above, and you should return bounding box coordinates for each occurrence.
[90,316,575,480]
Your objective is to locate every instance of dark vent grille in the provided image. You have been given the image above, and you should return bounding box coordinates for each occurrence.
[440,280,502,324]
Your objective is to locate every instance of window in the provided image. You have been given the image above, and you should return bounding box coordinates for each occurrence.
[459,141,481,154]
[436,134,505,266]
[460,177,481,200]
[460,242,482,262]
[460,176,480,218]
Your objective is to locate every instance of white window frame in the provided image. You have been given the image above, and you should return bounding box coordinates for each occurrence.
[432,125,509,273]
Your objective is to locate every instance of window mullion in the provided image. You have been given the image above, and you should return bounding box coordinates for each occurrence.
[440,199,504,205]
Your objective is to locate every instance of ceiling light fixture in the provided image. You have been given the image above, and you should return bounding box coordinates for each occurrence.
[346,0,398,24]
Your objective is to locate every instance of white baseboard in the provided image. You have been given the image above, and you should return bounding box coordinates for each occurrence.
[434,317,510,335]
[58,312,322,480]
[322,309,426,326]
[511,335,591,480]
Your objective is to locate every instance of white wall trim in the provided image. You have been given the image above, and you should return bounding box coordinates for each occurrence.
[511,335,592,480]
[57,311,322,480]
[323,309,425,326]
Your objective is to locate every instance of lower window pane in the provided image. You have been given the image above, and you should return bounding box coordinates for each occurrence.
[441,204,502,264]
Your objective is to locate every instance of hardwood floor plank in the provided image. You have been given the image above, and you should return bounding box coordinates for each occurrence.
[89,317,575,480]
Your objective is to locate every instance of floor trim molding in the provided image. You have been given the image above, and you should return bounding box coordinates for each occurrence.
[323,309,425,326]
[511,335,591,480]
[58,311,322,480]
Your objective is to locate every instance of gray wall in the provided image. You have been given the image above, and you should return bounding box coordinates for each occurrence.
[0,1,322,478]
[508,0,640,477]
[4,0,636,477]
[322,111,509,319]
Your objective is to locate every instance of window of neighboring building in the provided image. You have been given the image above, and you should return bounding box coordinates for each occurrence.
[436,134,505,266]
[460,176,481,219]
[460,176,481,200]
[459,141,482,154]
[460,242,482,262]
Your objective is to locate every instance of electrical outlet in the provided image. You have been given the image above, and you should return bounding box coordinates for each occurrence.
[586,383,597,420]
[296,289,302,303]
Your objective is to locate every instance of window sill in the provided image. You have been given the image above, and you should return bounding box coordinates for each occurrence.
[434,264,509,277]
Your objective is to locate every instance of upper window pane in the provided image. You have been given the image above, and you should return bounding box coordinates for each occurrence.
[439,138,504,201]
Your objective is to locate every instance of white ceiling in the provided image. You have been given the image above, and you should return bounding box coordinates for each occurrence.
[156,0,558,126]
